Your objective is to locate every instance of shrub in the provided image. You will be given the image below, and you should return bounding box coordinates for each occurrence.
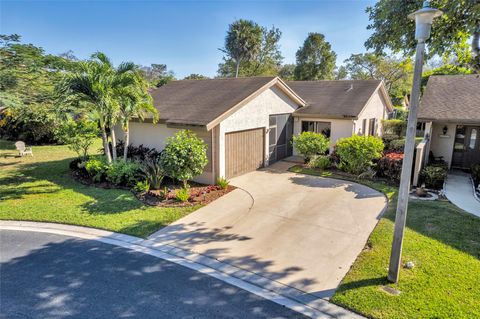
[175,187,190,202]
[471,164,480,187]
[0,103,59,144]
[292,131,330,161]
[106,160,141,186]
[306,155,331,170]
[421,165,447,189]
[377,152,403,183]
[161,130,208,187]
[85,157,108,182]
[381,119,406,137]
[140,158,164,190]
[335,135,384,175]
[56,119,99,160]
[114,141,162,162]
[216,177,229,190]
[133,180,150,193]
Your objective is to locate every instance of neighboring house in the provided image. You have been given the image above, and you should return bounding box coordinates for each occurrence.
[287,80,393,151]
[414,75,480,185]
[117,76,393,183]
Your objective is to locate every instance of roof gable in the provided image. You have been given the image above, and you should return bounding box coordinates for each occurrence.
[149,77,305,129]
[287,80,387,118]
[418,75,480,123]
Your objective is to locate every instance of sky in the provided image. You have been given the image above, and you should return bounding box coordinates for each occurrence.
[1,0,377,78]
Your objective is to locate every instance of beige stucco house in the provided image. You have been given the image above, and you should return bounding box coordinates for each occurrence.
[413,75,480,185]
[116,76,393,184]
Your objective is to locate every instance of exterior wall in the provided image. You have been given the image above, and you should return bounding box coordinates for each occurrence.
[292,117,354,153]
[115,122,215,184]
[354,90,389,136]
[429,122,456,168]
[218,86,299,177]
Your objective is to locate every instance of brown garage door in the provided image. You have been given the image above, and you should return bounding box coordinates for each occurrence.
[225,128,264,178]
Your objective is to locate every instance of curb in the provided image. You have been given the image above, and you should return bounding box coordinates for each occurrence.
[0,220,365,319]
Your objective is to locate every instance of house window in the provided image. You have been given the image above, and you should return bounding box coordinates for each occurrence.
[369,118,376,136]
[301,121,331,138]
[361,119,367,135]
[469,129,477,150]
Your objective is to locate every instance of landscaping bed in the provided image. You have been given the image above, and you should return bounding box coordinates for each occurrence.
[0,140,200,238]
[71,164,235,208]
[139,184,235,207]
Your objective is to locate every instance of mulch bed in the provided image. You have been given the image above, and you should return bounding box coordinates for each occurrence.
[70,167,235,207]
[137,183,236,207]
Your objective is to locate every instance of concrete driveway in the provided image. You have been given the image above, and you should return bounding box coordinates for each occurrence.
[149,161,387,298]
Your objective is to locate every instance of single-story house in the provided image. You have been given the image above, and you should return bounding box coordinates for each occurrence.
[117,76,393,184]
[413,75,480,184]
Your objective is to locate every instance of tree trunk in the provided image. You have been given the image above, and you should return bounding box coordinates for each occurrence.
[110,126,117,161]
[473,22,480,71]
[123,122,129,162]
[100,121,112,163]
[235,59,240,78]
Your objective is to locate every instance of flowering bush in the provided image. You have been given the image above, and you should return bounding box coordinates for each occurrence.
[377,152,403,183]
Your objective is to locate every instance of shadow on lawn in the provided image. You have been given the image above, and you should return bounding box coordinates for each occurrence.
[0,157,148,215]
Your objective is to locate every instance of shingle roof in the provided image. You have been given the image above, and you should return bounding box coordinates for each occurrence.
[288,80,383,118]
[418,75,480,123]
[149,77,278,127]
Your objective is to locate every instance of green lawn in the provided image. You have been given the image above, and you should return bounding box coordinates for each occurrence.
[0,139,199,238]
[290,165,480,319]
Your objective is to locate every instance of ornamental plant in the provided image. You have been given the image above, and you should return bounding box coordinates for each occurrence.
[56,119,99,161]
[335,135,384,175]
[306,155,331,170]
[292,131,329,161]
[377,152,404,183]
[161,130,208,187]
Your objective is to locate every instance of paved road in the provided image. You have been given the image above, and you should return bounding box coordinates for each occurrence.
[0,230,307,319]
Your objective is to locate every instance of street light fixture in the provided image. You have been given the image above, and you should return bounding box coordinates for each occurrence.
[388,0,442,283]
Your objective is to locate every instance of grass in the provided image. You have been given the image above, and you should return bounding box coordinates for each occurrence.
[0,139,199,238]
[290,165,480,319]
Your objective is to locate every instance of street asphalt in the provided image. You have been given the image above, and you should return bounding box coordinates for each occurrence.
[0,230,308,319]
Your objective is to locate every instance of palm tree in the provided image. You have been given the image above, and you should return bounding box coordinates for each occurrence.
[57,53,117,162]
[221,19,263,77]
[117,73,157,161]
[57,52,154,163]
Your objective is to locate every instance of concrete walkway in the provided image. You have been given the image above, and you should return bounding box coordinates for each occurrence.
[148,161,387,300]
[444,171,480,217]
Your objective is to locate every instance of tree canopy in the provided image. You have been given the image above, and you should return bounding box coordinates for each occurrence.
[365,0,480,69]
[218,19,283,77]
[294,33,337,80]
[344,53,413,103]
[0,34,79,143]
[183,74,209,80]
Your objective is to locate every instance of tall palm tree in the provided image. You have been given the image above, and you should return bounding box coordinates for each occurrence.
[117,73,157,161]
[221,19,263,77]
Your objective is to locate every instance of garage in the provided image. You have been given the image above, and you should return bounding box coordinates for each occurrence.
[225,128,264,178]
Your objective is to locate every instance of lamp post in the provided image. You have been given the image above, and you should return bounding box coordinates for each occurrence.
[388,0,442,283]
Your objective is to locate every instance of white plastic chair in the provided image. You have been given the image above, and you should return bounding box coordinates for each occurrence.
[15,141,33,157]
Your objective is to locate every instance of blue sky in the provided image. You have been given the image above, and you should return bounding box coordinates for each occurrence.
[1,0,377,78]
